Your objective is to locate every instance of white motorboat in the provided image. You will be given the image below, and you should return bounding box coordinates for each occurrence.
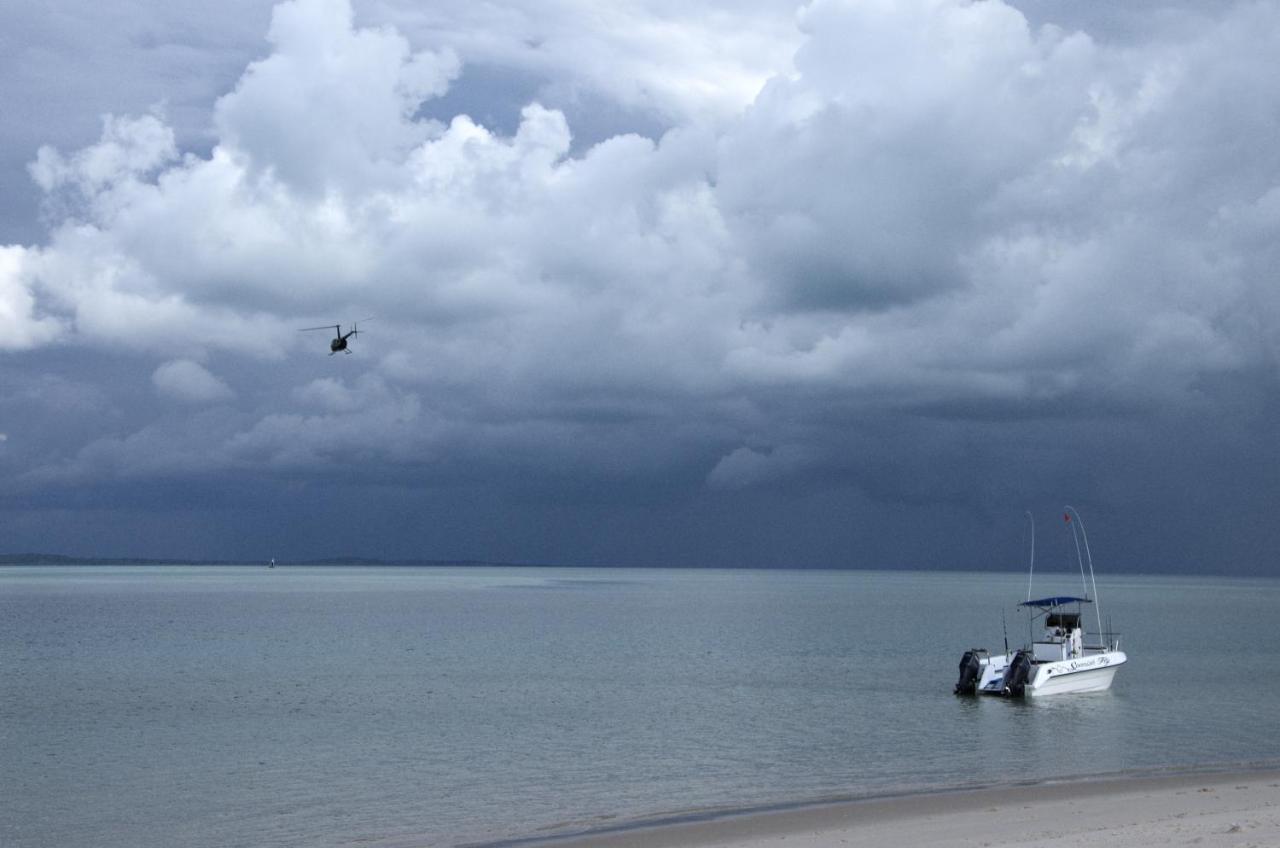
[954,507,1126,698]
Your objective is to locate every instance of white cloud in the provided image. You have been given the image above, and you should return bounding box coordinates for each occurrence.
[30,112,177,199]
[293,377,362,412]
[0,245,64,349]
[214,0,459,194]
[376,0,800,123]
[3,0,1279,500]
[152,359,235,404]
[707,444,816,490]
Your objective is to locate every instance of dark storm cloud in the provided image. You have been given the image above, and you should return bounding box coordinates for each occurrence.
[1,0,1278,571]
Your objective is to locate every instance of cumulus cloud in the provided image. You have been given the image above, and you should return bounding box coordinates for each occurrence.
[10,0,1275,415]
[2,0,1280,566]
[0,245,64,349]
[720,0,1092,309]
[215,0,459,194]
[293,376,363,412]
[30,112,177,200]
[152,359,235,404]
[378,0,800,124]
[707,444,817,490]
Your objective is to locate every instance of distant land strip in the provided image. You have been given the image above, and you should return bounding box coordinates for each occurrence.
[0,553,540,567]
[7,555,1278,576]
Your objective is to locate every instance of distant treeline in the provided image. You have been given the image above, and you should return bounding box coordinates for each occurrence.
[0,553,533,567]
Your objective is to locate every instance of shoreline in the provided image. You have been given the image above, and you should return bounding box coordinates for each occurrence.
[470,764,1280,848]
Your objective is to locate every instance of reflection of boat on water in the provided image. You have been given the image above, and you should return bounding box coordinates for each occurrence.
[954,507,1127,698]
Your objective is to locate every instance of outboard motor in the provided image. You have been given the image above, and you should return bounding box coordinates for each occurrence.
[954,650,982,695]
[1001,650,1033,698]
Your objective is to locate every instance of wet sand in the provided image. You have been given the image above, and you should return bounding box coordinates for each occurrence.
[548,769,1280,848]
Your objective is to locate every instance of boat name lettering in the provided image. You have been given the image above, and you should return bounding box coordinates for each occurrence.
[1065,656,1109,672]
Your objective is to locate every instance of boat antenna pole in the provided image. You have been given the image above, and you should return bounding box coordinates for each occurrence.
[1001,607,1009,655]
[1065,505,1104,641]
[1025,510,1036,603]
[1065,508,1090,599]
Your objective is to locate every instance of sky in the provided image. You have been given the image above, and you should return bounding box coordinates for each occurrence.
[1,0,1277,574]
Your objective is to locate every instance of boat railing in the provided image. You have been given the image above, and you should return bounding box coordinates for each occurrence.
[1084,631,1121,652]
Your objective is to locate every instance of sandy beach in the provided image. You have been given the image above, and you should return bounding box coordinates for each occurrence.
[549,770,1280,848]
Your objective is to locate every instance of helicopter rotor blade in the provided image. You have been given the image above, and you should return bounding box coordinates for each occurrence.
[298,324,340,332]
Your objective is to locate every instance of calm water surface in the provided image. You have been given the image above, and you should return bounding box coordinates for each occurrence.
[3,566,1278,847]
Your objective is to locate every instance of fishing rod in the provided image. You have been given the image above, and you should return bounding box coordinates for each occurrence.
[1064,506,1105,642]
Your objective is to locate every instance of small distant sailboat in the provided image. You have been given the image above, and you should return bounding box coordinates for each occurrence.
[954,507,1127,698]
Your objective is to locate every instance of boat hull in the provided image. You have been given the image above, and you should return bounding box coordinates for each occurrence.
[1025,651,1126,697]
[970,650,1126,697]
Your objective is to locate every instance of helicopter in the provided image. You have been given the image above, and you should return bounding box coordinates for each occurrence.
[299,319,370,355]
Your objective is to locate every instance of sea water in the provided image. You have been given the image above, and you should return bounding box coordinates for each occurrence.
[3,566,1278,847]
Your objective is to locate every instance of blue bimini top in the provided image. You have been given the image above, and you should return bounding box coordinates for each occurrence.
[1020,596,1091,607]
